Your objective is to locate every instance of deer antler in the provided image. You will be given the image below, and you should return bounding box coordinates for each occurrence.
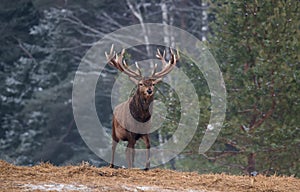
[105,44,142,79]
[151,48,180,79]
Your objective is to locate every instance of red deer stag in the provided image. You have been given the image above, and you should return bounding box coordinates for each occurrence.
[105,45,179,170]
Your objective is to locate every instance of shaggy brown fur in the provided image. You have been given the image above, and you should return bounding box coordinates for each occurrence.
[110,79,155,170]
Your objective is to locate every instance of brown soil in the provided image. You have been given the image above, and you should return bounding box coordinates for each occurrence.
[0,160,299,192]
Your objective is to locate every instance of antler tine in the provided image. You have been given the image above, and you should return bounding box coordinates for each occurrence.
[151,63,158,77]
[105,44,114,61]
[105,51,109,60]
[120,56,141,78]
[105,45,142,79]
[110,44,114,55]
[156,49,168,68]
[169,48,174,65]
[169,48,180,64]
[119,48,126,61]
[121,58,141,77]
[135,62,142,76]
[152,48,179,79]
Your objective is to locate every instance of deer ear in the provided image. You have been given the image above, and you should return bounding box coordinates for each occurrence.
[129,77,140,84]
[153,78,163,84]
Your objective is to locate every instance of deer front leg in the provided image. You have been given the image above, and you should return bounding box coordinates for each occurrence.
[142,134,150,170]
[126,140,136,168]
[110,140,118,168]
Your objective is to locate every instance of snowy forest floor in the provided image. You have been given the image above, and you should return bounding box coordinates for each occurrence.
[0,160,299,192]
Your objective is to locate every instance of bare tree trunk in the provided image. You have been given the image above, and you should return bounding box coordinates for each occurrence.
[127,0,151,58]
[201,1,208,41]
[161,1,170,48]
[247,153,256,176]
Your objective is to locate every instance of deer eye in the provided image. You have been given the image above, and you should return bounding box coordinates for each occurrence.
[139,83,143,86]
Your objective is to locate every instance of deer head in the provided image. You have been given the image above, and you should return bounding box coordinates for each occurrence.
[105,45,180,99]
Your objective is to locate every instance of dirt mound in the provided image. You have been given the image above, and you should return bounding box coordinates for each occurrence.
[0,160,299,192]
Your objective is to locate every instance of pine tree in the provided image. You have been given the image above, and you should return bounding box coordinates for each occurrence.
[209,0,300,176]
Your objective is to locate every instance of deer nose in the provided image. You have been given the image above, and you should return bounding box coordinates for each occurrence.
[147,89,153,94]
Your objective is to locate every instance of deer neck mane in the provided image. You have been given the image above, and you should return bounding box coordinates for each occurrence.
[129,89,153,123]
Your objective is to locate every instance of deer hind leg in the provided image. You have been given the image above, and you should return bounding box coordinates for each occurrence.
[126,139,136,168]
[142,134,150,170]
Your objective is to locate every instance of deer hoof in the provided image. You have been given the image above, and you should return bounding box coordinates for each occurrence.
[109,164,114,168]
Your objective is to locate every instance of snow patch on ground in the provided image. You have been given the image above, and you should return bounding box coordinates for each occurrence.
[122,185,207,192]
[23,183,91,191]
[23,183,207,192]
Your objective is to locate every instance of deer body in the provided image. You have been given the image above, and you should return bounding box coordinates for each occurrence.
[111,80,153,169]
[105,45,179,170]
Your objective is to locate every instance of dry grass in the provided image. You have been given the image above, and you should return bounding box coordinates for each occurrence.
[0,160,299,192]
